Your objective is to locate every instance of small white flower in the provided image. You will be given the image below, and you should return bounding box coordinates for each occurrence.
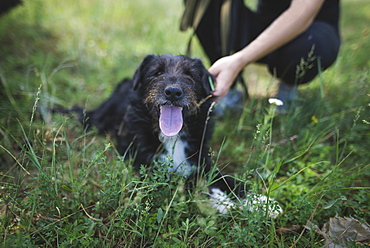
[241,194,284,219]
[268,98,284,106]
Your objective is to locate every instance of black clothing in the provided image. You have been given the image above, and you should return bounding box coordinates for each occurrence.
[195,0,341,85]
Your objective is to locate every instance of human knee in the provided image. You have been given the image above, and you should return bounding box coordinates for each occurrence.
[268,22,340,84]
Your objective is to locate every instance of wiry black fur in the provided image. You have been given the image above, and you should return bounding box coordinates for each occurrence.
[58,54,247,198]
[0,0,22,15]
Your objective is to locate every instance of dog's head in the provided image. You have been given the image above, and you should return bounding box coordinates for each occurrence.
[132,54,213,137]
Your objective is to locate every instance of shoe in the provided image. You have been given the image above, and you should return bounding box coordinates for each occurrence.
[271,81,298,113]
[213,87,245,117]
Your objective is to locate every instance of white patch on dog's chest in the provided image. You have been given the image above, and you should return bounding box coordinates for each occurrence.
[158,133,194,177]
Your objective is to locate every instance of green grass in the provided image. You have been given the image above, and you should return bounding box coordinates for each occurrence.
[1,0,369,247]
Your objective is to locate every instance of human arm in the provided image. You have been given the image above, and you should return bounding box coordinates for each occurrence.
[209,0,325,99]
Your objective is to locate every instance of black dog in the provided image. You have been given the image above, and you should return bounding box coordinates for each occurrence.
[59,54,282,215]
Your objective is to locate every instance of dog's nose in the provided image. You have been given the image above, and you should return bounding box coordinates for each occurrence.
[164,86,183,101]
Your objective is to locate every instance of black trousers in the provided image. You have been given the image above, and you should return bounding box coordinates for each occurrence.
[195,0,341,85]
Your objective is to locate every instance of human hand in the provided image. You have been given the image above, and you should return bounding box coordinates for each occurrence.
[208,54,244,100]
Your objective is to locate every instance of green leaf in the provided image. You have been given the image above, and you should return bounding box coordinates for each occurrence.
[156,208,164,224]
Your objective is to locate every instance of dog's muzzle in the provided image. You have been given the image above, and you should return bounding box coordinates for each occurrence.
[158,85,185,137]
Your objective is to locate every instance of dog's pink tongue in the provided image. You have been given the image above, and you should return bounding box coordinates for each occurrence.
[159,105,183,137]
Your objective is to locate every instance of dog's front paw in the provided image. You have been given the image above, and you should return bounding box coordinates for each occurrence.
[209,188,283,218]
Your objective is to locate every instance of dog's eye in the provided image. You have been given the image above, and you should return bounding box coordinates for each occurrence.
[155,71,164,76]
[183,68,193,77]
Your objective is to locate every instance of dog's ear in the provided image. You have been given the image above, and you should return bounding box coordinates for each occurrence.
[133,54,156,90]
[197,60,214,96]
[190,58,213,95]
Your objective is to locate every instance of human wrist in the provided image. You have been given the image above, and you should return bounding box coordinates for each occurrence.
[232,51,250,72]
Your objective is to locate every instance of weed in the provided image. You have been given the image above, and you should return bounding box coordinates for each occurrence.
[1,0,369,247]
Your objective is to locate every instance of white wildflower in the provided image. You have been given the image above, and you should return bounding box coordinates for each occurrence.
[268,98,284,106]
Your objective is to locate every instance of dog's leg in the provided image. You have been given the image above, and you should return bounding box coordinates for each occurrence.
[208,173,283,217]
[209,173,248,198]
